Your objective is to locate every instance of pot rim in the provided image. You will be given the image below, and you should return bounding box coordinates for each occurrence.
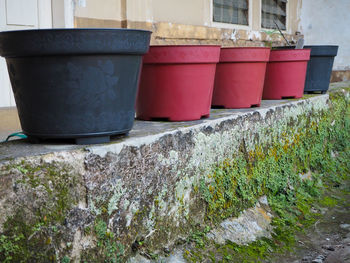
[276,45,339,48]
[269,49,311,62]
[271,48,312,51]
[275,45,339,57]
[143,45,221,64]
[219,47,271,63]
[304,45,339,57]
[304,45,339,48]
[1,28,152,34]
[149,45,221,48]
[0,28,152,57]
[221,47,270,49]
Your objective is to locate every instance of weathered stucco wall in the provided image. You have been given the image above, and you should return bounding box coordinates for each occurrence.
[1,84,350,262]
[73,0,300,46]
[299,0,350,71]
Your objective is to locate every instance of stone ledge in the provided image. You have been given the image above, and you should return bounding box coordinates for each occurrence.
[0,96,324,162]
[1,83,348,262]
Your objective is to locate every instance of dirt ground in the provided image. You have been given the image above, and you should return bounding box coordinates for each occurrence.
[272,179,350,263]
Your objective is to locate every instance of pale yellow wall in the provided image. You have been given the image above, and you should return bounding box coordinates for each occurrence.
[126,0,153,22]
[152,0,300,33]
[73,0,302,38]
[287,0,300,35]
[74,0,124,21]
[251,0,261,31]
[152,0,208,26]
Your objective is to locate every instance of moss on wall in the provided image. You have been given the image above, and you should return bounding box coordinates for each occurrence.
[0,88,349,262]
[0,162,81,262]
[184,89,350,262]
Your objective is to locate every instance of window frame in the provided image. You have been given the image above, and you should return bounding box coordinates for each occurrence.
[260,0,289,33]
[210,0,253,30]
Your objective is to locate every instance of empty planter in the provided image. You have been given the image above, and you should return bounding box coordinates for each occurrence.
[304,45,338,94]
[0,29,151,144]
[136,45,221,121]
[212,47,270,108]
[263,49,311,100]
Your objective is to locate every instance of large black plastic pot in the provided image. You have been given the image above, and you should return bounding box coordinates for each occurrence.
[276,45,338,94]
[0,29,151,144]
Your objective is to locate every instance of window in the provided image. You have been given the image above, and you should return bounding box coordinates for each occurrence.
[261,0,287,30]
[213,0,249,26]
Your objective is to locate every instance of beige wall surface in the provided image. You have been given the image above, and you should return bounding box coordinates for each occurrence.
[74,0,301,32]
[73,0,301,47]
[152,0,208,26]
[126,0,153,22]
[299,0,350,70]
[74,0,124,21]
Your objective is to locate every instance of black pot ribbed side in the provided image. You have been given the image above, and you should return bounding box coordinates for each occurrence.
[0,29,152,144]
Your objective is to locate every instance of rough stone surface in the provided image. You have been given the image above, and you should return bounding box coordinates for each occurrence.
[129,249,186,263]
[1,83,348,261]
[207,196,273,245]
[331,70,350,83]
[0,99,297,161]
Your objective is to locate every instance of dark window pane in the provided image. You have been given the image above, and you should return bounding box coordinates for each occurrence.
[261,0,286,30]
[213,0,249,25]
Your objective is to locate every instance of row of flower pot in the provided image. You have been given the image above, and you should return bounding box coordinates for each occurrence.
[0,29,338,144]
[137,44,338,120]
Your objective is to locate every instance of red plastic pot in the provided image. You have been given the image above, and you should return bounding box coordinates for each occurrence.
[136,45,221,121]
[212,47,270,108]
[263,49,311,99]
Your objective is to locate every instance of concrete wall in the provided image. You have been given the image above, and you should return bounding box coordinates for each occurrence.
[299,0,350,70]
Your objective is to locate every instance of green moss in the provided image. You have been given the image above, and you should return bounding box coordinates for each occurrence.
[81,218,124,263]
[319,196,338,207]
[0,162,79,262]
[287,94,319,101]
[61,256,70,263]
[185,89,350,262]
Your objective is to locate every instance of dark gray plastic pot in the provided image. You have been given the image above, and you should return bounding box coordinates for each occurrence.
[303,45,338,93]
[276,45,338,94]
[0,29,151,144]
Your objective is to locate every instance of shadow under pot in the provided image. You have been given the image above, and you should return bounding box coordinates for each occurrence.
[136,45,221,121]
[263,49,311,100]
[0,28,151,144]
[277,45,339,94]
[212,47,270,109]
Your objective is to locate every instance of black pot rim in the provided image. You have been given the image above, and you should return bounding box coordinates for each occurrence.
[1,28,152,34]
[0,28,152,57]
[303,45,339,48]
[275,45,339,57]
